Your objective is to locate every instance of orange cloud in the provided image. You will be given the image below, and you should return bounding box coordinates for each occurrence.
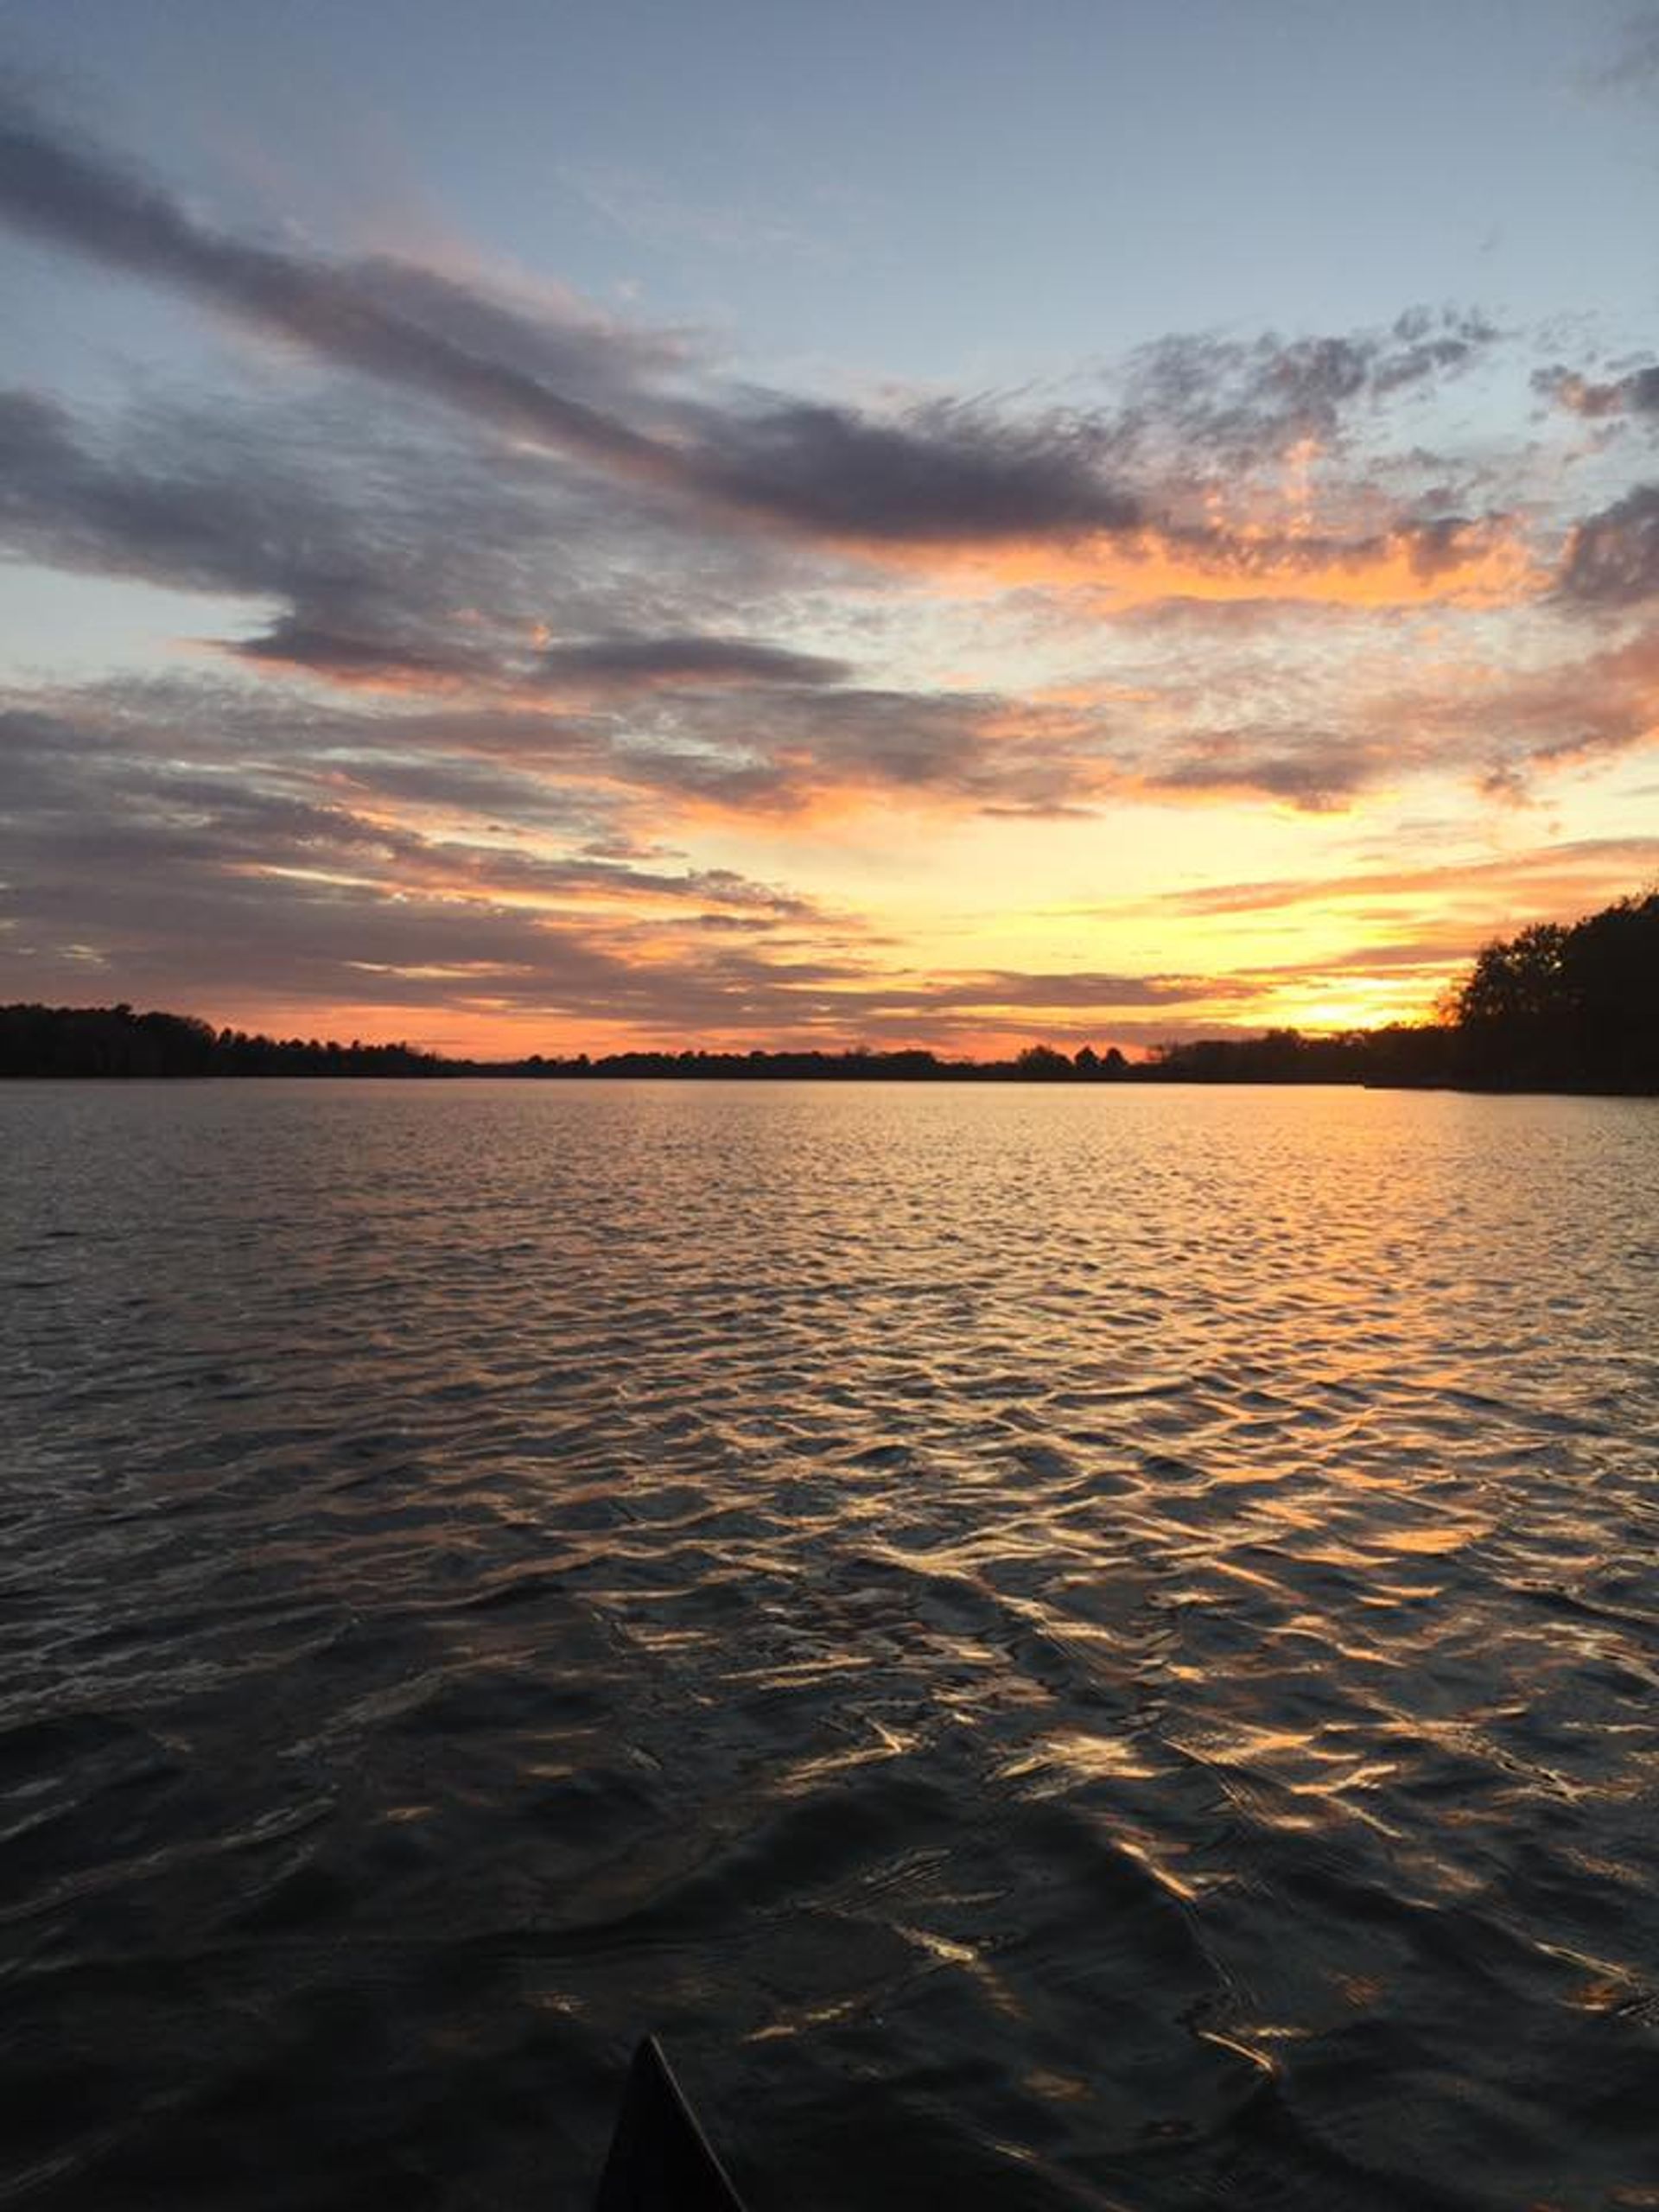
[1160,836,1659,923]
[880,516,1542,613]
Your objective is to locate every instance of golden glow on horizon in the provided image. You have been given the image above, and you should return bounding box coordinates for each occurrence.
[175,743,1652,1064]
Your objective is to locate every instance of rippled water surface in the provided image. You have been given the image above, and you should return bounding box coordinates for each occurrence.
[3,1080,1658,2210]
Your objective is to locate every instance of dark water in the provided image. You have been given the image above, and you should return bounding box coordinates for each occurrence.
[3,1081,1657,2211]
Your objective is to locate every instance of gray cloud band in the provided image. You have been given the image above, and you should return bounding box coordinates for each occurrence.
[0,94,1145,548]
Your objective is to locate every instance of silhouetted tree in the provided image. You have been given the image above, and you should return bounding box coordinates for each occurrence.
[1015,1044,1074,1079]
[1452,890,1658,1090]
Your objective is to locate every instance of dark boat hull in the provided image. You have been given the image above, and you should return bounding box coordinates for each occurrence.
[595,2037,748,2212]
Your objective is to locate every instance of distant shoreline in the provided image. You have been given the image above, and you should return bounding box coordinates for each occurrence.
[5,1072,1655,1096]
[3,1007,1656,1097]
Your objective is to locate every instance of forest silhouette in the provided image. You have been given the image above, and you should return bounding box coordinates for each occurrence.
[3,890,1655,1093]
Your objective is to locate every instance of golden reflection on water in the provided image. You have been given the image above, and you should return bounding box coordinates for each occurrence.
[999,1729,1164,1788]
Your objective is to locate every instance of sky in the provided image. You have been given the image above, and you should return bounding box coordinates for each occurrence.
[2,0,1657,1058]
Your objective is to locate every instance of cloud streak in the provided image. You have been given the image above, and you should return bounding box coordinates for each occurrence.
[0,96,672,477]
[0,701,1251,1048]
[0,92,1150,553]
[534,634,852,689]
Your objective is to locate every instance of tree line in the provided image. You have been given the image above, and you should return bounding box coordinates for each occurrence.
[3,889,1654,1090]
[0,1007,448,1080]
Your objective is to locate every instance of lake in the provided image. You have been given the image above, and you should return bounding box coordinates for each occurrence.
[3,1080,1656,2210]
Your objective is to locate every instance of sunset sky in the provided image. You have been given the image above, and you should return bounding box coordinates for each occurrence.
[3,0,1658,1057]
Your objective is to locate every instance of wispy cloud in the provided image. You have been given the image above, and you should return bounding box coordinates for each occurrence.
[1590,8,1659,91]
[0,697,1249,1048]
[1116,311,1503,467]
[1160,836,1659,919]
[0,92,1148,550]
[561,158,824,258]
[532,635,852,689]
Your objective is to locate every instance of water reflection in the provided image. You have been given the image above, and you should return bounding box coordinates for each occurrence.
[1,1081,1656,2209]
